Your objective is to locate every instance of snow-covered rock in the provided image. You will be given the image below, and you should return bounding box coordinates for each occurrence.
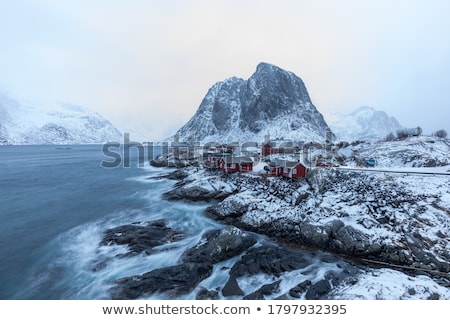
[326,106,403,142]
[329,268,450,300]
[173,62,333,144]
[161,166,450,299]
[162,169,238,201]
[0,94,122,145]
[344,136,450,168]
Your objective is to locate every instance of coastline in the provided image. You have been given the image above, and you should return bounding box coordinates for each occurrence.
[103,165,450,300]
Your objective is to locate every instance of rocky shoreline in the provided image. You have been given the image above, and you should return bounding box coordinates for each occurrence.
[99,167,450,300]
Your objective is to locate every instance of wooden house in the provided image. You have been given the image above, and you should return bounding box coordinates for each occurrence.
[268,159,307,178]
[261,140,298,158]
[238,156,254,173]
[217,156,254,173]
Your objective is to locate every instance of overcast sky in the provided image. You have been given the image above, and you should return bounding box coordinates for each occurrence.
[1,0,449,140]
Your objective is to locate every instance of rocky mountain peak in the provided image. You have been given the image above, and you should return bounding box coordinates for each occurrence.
[175,63,332,144]
[326,106,403,142]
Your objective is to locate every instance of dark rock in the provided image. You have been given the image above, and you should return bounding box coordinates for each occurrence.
[295,192,310,205]
[305,280,332,300]
[204,199,249,221]
[427,293,440,300]
[222,275,244,297]
[152,169,189,180]
[289,280,312,298]
[163,183,236,202]
[259,280,282,295]
[230,245,310,278]
[91,261,108,272]
[243,291,264,300]
[150,158,167,167]
[405,234,449,272]
[298,222,333,249]
[244,280,282,300]
[196,287,219,300]
[100,220,184,256]
[110,262,213,299]
[376,217,389,224]
[182,226,257,264]
[328,225,376,256]
[436,230,446,239]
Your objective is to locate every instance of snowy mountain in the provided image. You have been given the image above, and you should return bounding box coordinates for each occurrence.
[341,135,450,168]
[0,94,122,145]
[174,62,333,144]
[325,106,402,142]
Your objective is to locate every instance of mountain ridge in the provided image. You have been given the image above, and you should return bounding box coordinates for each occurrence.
[325,106,403,142]
[174,62,333,144]
[0,94,123,145]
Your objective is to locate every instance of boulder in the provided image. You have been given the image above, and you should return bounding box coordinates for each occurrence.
[305,279,332,300]
[150,169,189,180]
[204,198,249,221]
[243,280,281,300]
[110,262,213,299]
[289,280,312,298]
[163,184,236,202]
[230,245,310,278]
[196,287,219,300]
[222,275,244,297]
[328,224,380,256]
[182,226,257,264]
[100,220,184,256]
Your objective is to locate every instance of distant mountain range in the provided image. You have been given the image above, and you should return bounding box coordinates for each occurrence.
[173,63,405,145]
[1,63,405,146]
[0,94,122,145]
[174,62,333,144]
[325,106,403,142]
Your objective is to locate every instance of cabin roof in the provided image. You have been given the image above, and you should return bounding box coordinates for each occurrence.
[219,155,254,164]
[270,159,305,168]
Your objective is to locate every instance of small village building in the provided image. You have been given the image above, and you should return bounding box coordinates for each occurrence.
[218,156,239,173]
[205,154,219,169]
[238,157,254,173]
[268,159,307,178]
[203,139,306,178]
[217,156,254,173]
[262,142,278,157]
[261,140,299,158]
[282,161,307,178]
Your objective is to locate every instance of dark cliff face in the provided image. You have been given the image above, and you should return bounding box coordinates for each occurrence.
[211,77,246,132]
[241,63,317,133]
[176,62,333,143]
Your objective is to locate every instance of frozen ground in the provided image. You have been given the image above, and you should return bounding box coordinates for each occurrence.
[173,165,450,299]
[340,136,450,168]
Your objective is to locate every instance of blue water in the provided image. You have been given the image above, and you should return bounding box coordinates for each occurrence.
[0,145,347,300]
[0,144,215,299]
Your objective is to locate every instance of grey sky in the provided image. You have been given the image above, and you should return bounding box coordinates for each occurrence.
[1,0,449,140]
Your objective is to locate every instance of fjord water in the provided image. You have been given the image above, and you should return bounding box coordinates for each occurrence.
[0,144,215,299]
[0,145,349,300]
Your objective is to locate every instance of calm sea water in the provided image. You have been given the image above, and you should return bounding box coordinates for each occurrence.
[0,144,347,300]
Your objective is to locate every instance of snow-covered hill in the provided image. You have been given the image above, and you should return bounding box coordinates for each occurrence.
[0,94,122,145]
[326,106,402,142]
[158,166,450,300]
[174,62,333,144]
[338,136,450,168]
